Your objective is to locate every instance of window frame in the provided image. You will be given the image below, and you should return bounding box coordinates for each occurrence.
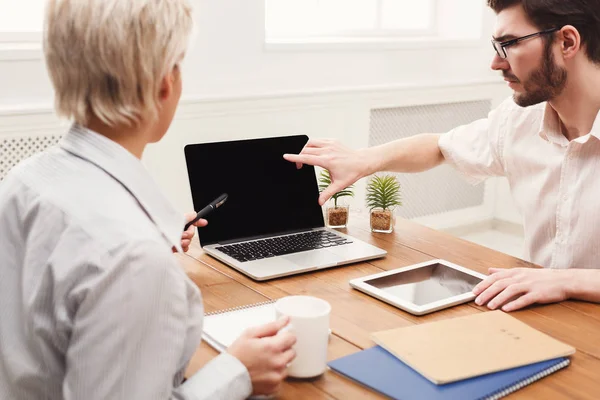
[0,33,43,62]
[265,0,439,41]
[0,1,44,60]
[264,0,486,52]
[0,32,42,43]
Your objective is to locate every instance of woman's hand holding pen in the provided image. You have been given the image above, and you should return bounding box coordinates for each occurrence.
[179,212,208,253]
[178,194,227,252]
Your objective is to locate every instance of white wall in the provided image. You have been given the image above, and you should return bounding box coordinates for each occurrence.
[0,0,500,106]
[0,0,521,227]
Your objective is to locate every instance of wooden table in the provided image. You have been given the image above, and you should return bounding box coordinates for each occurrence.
[179,216,600,399]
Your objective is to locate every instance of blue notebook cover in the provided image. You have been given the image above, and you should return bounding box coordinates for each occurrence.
[328,346,570,400]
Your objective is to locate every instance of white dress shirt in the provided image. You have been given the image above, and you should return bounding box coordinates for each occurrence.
[439,97,600,269]
[0,125,252,400]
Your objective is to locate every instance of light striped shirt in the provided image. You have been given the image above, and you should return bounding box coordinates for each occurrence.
[0,125,252,400]
[439,97,600,269]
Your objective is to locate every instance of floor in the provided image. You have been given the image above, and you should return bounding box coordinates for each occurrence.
[457,229,525,259]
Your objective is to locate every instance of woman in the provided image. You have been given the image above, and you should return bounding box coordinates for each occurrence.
[0,1,295,399]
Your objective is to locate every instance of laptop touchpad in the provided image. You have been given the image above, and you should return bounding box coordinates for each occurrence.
[283,249,342,268]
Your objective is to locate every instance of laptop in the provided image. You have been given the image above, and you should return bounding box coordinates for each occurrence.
[184,135,387,281]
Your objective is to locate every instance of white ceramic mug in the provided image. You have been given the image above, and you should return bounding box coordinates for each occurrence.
[275,295,331,379]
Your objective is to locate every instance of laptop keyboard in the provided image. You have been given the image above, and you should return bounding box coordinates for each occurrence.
[215,230,353,263]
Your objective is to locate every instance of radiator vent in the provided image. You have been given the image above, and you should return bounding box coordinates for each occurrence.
[369,100,491,219]
[0,134,61,181]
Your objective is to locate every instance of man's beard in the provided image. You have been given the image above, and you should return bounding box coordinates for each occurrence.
[509,39,568,107]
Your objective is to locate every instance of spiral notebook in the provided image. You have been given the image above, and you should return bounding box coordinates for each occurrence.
[202,300,278,352]
[328,346,570,400]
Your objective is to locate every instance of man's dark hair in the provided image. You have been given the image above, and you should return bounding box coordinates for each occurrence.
[487,0,600,64]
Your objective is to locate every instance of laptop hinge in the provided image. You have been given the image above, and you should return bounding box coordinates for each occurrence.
[216,227,323,245]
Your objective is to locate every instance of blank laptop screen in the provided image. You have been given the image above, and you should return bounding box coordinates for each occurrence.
[184,135,325,246]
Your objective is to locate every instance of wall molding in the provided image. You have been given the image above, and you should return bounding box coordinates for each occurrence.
[0,79,507,138]
[0,78,503,118]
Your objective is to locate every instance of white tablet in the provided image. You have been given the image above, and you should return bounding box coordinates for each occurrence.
[349,259,487,315]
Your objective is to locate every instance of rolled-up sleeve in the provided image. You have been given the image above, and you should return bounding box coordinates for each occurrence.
[64,240,252,400]
[438,98,509,185]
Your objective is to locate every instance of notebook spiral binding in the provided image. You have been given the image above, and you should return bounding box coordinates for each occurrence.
[485,359,571,400]
[204,299,277,316]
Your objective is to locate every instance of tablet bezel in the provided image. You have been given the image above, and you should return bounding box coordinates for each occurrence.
[349,259,487,316]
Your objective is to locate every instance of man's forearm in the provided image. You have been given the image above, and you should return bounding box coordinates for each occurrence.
[360,134,445,175]
[567,269,600,303]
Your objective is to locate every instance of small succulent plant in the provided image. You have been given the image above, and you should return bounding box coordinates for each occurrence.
[366,175,402,211]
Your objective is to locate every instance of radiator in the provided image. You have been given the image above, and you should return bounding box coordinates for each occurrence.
[369,100,491,219]
[0,134,61,181]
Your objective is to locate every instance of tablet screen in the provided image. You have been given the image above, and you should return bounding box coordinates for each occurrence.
[363,263,482,306]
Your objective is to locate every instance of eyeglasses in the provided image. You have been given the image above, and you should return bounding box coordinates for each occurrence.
[492,27,560,59]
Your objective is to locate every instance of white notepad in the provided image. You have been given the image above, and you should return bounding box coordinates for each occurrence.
[203,300,278,352]
[203,299,332,352]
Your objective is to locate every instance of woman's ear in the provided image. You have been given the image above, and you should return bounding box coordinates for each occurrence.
[159,75,173,101]
[159,65,180,101]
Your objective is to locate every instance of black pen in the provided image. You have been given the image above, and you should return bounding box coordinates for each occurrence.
[184,193,228,231]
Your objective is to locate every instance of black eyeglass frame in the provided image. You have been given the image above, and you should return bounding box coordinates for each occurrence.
[492,27,560,59]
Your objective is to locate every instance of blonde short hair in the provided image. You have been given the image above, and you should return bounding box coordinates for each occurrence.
[44,0,194,126]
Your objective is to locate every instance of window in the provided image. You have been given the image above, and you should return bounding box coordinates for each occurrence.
[266,0,436,39]
[0,0,44,42]
[265,0,484,46]
[0,0,45,60]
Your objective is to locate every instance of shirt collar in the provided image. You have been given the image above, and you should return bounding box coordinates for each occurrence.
[590,109,600,141]
[538,103,569,146]
[59,124,184,252]
[538,102,600,145]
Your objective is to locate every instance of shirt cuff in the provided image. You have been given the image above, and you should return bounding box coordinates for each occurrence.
[176,353,252,400]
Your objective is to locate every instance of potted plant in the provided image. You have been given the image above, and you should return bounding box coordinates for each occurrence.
[318,169,354,228]
[366,174,402,233]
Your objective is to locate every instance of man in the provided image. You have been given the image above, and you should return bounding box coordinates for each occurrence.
[285,0,600,312]
[0,1,295,399]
